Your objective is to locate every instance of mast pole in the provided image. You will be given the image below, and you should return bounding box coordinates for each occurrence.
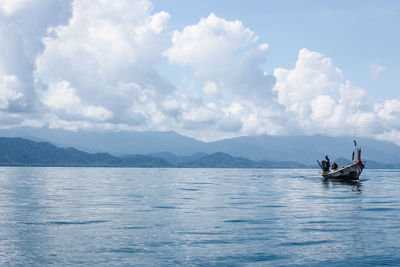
[353,132,357,162]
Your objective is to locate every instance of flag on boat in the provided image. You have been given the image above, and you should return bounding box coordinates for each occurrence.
[354,140,357,147]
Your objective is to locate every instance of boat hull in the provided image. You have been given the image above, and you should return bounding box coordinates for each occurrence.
[321,162,364,180]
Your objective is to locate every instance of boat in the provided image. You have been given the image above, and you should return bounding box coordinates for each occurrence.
[318,147,365,181]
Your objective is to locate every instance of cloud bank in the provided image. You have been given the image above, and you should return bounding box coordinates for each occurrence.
[0,0,72,112]
[0,0,399,144]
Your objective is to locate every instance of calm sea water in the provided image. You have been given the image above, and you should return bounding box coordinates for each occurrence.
[0,167,399,266]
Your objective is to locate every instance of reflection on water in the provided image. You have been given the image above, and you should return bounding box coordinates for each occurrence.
[322,178,362,193]
[0,167,399,266]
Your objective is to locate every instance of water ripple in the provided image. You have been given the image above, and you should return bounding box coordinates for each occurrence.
[0,167,399,266]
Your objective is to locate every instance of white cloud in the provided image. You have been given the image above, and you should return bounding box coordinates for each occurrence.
[273,48,400,143]
[165,13,257,68]
[160,13,285,140]
[165,13,276,103]
[377,99,400,122]
[370,61,386,80]
[0,0,72,111]
[377,130,400,146]
[202,81,218,95]
[0,74,24,109]
[375,99,400,141]
[34,0,175,128]
[338,81,368,110]
[311,95,336,121]
[274,48,342,118]
[41,80,113,121]
[0,0,33,15]
[36,0,170,88]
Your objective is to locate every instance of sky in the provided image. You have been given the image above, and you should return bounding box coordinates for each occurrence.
[0,0,399,144]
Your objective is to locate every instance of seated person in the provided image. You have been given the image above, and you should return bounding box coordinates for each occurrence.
[332,162,338,170]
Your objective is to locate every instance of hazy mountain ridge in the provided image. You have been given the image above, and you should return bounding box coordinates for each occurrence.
[0,127,204,155]
[0,137,397,169]
[331,157,400,169]
[0,137,172,167]
[0,127,399,166]
[147,152,207,165]
[181,152,307,168]
[0,138,307,168]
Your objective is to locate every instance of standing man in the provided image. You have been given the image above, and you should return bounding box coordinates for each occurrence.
[325,155,330,171]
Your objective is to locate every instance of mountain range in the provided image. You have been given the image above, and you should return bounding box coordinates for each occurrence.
[0,137,307,168]
[0,127,399,167]
[0,137,171,167]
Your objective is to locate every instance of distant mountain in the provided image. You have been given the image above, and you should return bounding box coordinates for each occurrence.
[182,152,255,168]
[0,127,400,165]
[328,157,399,169]
[0,137,172,167]
[332,157,352,167]
[119,154,172,168]
[0,137,306,168]
[181,152,307,168]
[0,127,204,155]
[0,137,398,169]
[256,159,307,169]
[362,160,400,169]
[204,135,400,165]
[148,152,207,166]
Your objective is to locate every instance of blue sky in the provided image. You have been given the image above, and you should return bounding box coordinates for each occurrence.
[0,0,399,144]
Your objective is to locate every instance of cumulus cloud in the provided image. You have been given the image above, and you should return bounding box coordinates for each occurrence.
[376,99,400,123]
[274,48,342,118]
[165,13,276,103]
[0,74,24,109]
[165,13,257,67]
[35,0,173,127]
[41,80,113,121]
[162,13,284,139]
[273,49,400,142]
[0,0,72,111]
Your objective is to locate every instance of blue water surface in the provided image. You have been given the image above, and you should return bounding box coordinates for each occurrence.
[0,167,399,266]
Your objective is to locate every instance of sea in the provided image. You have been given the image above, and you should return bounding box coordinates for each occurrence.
[0,167,399,266]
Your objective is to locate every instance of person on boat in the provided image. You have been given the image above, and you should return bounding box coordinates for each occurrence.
[332,162,338,170]
[321,160,326,170]
[325,155,330,171]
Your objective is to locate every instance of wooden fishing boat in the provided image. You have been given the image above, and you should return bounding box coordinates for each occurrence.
[318,147,365,181]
